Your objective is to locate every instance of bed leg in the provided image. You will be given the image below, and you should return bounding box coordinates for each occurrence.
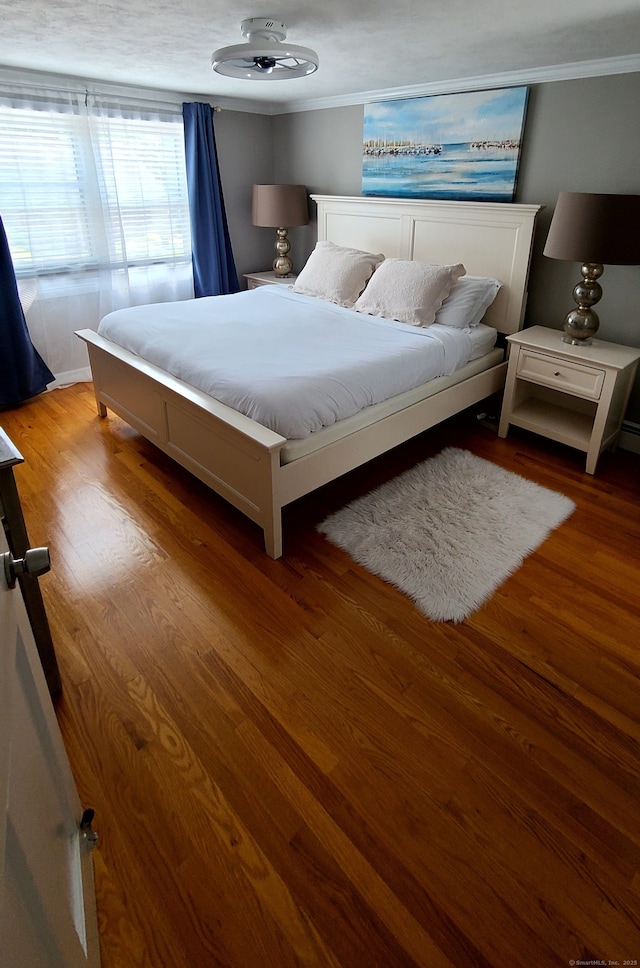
[91,382,107,417]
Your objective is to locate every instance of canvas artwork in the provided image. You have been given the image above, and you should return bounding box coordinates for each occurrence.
[362,87,529,202]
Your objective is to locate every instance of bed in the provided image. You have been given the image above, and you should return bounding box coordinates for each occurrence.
[77,194,541,558]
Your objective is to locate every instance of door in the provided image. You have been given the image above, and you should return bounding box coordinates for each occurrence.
[0,527,101,967]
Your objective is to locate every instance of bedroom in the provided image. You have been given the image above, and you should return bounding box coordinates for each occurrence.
[1,2,640,965]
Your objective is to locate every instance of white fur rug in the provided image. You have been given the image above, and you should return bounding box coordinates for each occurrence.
[317,447,575,623]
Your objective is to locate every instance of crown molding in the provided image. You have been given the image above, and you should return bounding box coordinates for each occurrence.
[270,54,640,115]
[1,54,638,117]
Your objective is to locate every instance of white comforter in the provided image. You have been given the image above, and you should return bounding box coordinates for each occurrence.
[98,286,477,439]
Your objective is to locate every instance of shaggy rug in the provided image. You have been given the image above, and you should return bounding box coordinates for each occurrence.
[317,447,575,623]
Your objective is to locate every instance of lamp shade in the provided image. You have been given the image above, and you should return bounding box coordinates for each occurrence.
[252,184,309,228]
[543,192,640,265]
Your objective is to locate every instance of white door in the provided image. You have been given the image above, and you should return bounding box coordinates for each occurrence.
[0,528,101,968]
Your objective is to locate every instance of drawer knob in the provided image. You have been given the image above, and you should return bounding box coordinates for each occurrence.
[554,370,561,376]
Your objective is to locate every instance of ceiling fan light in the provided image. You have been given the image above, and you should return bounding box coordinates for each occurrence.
[212,18,318,80]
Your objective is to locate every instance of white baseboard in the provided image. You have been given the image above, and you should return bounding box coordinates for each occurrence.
[620,421,640,456]
[47,366,92,390]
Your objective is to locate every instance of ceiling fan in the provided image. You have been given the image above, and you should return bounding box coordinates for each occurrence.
[211,18,319,80]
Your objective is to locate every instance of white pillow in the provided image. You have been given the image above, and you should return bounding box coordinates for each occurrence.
[353,259,466,327]
[293,241,385,307]
[435,275,503,329]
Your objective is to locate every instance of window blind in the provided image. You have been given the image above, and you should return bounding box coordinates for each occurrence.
[91,114,192,269]
[0,97,191,275]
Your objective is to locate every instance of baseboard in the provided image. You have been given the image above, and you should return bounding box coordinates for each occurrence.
[47,366,92,390]
[619,420,640,456]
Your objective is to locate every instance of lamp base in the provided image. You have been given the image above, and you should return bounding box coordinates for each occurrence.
[562,333,593,346]
[273,257,293,277]
[273,227,293,277]
[561,263,603,346]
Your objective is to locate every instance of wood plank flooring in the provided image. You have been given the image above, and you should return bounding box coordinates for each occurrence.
[2,382,639,967]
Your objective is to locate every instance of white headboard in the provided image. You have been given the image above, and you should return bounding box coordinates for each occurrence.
[311,195,542,335]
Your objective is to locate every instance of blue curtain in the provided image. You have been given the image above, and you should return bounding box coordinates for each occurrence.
[182,102,239,298]
[0,215,53,408]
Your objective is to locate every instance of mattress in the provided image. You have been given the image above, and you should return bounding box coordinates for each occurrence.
[97,286,494,441]
[281,329,501,463]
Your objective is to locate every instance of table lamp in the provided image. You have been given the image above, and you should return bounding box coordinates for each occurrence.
[543,192,640,345]
[252,184,309,277]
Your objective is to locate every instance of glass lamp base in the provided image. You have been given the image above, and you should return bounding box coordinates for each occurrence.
[273,227,293,276]
[562,334,593,346]
[562,264,602,346]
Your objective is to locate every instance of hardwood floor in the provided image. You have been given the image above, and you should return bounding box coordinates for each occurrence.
[2,382,640,967]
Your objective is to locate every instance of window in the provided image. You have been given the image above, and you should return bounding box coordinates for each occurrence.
[0,98,192,275]
[0,81,194,383]
[92,112,192,270]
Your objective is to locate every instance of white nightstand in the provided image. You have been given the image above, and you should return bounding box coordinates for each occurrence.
[498,325,640,474]
[244,271,298,290]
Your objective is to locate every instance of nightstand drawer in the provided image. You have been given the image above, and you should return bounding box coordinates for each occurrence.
[516,350,605,400]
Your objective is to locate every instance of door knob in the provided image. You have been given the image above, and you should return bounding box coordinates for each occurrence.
[80,808,99,851]
[2,547,51,589]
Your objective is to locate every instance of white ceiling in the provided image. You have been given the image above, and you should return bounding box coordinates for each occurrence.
[1,0,640,113]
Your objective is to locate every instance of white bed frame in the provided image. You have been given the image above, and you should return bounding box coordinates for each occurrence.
[77,194,541,558]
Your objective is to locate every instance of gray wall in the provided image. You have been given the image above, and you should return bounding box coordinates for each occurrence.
[217,104,363,278]
[516,74,640,397]
[266,72,640,421]
[214,108,274,280]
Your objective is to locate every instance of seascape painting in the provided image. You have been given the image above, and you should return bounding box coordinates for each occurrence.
[362,87,529,202]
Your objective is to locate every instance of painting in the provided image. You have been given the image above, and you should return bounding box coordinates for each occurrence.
[362,87,529,202]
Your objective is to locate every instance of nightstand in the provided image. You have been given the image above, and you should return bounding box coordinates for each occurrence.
[498,325,640,474]
[244,271,298,290]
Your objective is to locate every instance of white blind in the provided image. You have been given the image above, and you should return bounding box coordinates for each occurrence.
[0,95,191,275]
[91,113,192,268]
